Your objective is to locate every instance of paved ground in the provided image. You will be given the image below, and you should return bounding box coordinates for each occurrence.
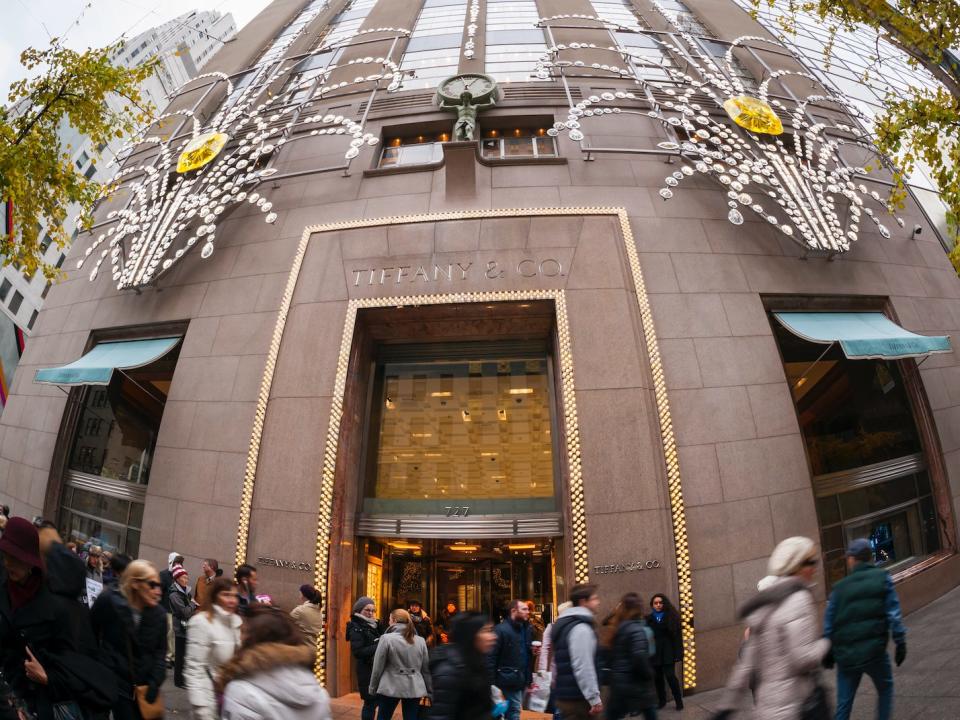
[162,582,960,718]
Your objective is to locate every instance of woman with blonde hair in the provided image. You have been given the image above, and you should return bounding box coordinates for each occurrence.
[184,576,242,720]
[91,559,168,720]
[369,607,432,720]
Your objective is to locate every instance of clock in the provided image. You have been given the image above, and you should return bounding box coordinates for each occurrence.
[436,73,500,105]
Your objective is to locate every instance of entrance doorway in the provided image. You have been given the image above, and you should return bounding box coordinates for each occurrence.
[358,537,558,640]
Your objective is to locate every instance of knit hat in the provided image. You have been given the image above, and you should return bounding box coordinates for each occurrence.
[172,565,188,580]
[756,575,778,592]
[0,517,43,568]
[167,551,180,570]
[353,596,375,614]
[767,536,818,577]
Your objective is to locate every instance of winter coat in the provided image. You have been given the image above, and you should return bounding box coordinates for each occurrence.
[552,608,601,706]
[607,619,657,715]
[488,618,532,690]
[219,642,331,720]
[184,604,242,720]
[429,644,492,720]
[409,609,434,643]
[646,611,683,666]
[346,614,382,700]
[826,563,892,669]
[369,624,433,699]
[194,574,214,609]
[718,576,831,720]
[0,570,110,720]
[290,601,324,648]
[158,568,175,612]
[168,583,196,637]
[90,588,167,702]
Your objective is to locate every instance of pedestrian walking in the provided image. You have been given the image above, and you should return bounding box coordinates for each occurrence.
[346,595,382,720]
[489,598,534,720]
[646,593,684,710]
[605,592,657,720]
[83,546,103,584]
[235,564,259,615]
[1,517,114,720]
[106,553,132,590]
[824,538,907,720]
[429,612,496,720]
[437,600,458,643]
[406,598,434,645]
[160,552,183,667]
[90,559,168,720]
[184,577,242,720]
[168,565,197,688]
[290,584,324,648]
[217,605,332,720]
[193,558,220,609]
[537,601,572,719]
[369,608,432,720]
[551,583,602,720]
[710,536,831,720]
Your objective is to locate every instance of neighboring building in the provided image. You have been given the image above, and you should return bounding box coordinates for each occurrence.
[3,0,960,696]
[0,9,236,403]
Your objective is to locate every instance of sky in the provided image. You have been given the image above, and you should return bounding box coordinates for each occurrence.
[1,0,273,98]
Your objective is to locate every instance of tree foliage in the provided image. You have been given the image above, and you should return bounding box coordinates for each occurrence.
[748,1,960,273]
[0,40,157,279]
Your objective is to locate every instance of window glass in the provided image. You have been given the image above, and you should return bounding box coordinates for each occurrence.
[67,340,180,484]
[366,349,557,515]
[485,0,546,82]
[0,279,10,302]
[379,132,450,168]
[8,291,23,315]
[774,321,921,475]
[400,1,467,90]
[477,128,555,160]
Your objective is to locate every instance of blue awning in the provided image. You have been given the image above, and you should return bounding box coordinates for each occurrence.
[773,312,951,360]
[35,337,180,386]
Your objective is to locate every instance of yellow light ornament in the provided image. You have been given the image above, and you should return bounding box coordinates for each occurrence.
[176,132,229,173]
[722,95,783,135]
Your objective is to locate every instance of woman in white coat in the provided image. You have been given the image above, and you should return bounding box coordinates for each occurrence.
[369,608,432,720]
[217,604,331,720]
[184,577,242,720]
[711,536,832,720]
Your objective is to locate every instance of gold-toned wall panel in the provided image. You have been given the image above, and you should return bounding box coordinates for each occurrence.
[234,207,696,689]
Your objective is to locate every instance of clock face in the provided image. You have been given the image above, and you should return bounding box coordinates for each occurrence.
[438,73,497,100]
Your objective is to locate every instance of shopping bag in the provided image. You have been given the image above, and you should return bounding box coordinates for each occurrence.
[524,671,552,712]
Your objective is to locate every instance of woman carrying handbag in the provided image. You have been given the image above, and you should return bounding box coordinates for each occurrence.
[90,560,167,720]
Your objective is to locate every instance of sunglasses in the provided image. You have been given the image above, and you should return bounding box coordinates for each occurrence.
[142,580,163,590]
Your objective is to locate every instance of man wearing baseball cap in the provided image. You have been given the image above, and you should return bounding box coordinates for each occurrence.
[823,538,907,720]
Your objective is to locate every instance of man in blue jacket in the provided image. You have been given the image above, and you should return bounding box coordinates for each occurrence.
[489,599,533,720]
[824,538,907,720]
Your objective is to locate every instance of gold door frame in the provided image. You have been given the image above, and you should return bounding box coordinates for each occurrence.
[231,207,697,689]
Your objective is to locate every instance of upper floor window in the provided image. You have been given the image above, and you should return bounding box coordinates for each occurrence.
[379,131,448,168]
[282,48,341,102]
[8,291,22,316]
[321,0,377,48]
[400,0,468,90]
[657,0,711,35]
[485,0,547,83]
[480,127,556,159]
[589,0,672,81]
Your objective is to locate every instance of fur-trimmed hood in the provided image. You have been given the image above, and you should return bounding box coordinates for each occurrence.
[217,642,315,691]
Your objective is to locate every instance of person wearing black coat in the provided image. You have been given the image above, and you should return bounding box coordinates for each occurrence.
[429,613,496,720]
[647,593,684,711]
[606,593,658,720]
[345,596,383,720]
[488,599,533,720]
[0,518,108,720]
[91,560,168,720]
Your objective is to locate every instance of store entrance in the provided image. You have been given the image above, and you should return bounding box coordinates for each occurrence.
[359,537,558,640]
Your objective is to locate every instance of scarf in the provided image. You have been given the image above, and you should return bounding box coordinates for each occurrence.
[651,609,665,623]
[7,570,43,611]
[354,612,378,628]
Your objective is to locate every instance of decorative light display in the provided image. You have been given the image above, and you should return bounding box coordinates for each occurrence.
[464,0,480,59]
[78,29,413,290]
[535,18,905,254]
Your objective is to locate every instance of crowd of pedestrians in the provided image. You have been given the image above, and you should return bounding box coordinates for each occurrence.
[0,509,910,720]
[0,515,332,720]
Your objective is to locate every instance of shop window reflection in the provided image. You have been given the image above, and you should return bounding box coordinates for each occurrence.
[773,319,941,586]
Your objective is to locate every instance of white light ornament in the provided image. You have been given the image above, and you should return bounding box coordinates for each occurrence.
[540,23,904,254]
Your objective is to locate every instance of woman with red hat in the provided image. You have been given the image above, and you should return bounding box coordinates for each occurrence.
[0,517,86,719]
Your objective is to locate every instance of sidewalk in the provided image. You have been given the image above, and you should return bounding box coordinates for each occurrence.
[162,582,960,718]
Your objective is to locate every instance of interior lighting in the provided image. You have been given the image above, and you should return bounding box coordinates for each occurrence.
[424,452,443,458]
[513,128,522,136]
[498,409,507,421]
[449,544,480,551]
[509,388,534,395]
[389,542,422,550]
[481,451,498,457]
[391,138,402,146]
[411,432,432,438]
[461,410,471,422]
[430,391,453,397]
[489,129,498,137]
[507,544,537,550]
[385,397,396,409]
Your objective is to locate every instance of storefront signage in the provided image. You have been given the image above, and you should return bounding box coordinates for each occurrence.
[256,556,312,572]
[593,560,662,575]
[351,258,565,287]
[443,506,470,517]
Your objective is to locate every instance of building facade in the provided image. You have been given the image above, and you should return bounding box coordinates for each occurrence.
[3,0,960,694]
[0,9,236,398]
